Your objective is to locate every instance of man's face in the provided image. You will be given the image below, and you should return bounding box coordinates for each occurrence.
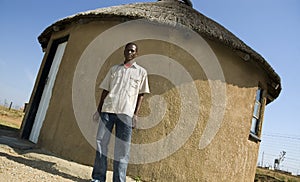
[124,44,138,61]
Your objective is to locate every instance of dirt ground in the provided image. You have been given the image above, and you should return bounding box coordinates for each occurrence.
[0,107,136,182]
[0,127,135,182]
[1,108,298,182]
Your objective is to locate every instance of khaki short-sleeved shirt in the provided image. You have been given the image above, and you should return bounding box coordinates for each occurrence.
[100,62,150,117]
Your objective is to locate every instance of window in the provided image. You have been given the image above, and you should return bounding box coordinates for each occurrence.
[250,88,263,140]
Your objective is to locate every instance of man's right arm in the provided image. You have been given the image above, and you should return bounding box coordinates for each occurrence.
[93,90,109,122]
[97,90,109,113]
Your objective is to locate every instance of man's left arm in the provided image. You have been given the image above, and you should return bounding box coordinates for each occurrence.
[133,71,150,128]
[132,93,144,128]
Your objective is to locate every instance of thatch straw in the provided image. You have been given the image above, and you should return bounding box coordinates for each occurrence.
[38,1,281,100]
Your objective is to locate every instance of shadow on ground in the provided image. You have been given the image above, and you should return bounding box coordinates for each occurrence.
[0,125,90,182]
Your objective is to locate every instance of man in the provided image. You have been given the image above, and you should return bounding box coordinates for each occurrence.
[91,43,150,182]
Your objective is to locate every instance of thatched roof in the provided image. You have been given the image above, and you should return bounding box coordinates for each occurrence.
[38,0,281,101]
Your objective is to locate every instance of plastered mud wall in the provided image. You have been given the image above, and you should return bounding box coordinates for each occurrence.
[28,20,267,181]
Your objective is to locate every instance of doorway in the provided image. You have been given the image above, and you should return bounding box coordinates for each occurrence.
[21,36,68,142]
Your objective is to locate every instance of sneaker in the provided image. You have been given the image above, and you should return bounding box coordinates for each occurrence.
[91,179,101,182]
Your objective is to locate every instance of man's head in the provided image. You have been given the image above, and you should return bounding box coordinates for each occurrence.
[124,42,138,63]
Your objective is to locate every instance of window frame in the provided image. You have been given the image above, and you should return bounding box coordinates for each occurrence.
[249,87,265,142]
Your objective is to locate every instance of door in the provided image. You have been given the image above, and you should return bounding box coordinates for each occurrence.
[29,41,68,143]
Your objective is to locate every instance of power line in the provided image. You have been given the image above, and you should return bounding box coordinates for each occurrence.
[263,132,300,137]
[262,153,300,163]
[262,133,300,140]
[257,134,300,175]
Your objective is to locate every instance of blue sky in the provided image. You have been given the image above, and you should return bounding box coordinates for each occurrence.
[1,0,299,174]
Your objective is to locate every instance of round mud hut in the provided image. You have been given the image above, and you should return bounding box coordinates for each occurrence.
[21,0,281,181]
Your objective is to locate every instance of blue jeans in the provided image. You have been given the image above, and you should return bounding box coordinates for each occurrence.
[92,112,132,182]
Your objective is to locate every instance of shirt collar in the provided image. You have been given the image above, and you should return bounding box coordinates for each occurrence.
[123,61,137,69]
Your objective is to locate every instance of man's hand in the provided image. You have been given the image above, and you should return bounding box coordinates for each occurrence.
[93,112,100,122]
[132,115,138,129]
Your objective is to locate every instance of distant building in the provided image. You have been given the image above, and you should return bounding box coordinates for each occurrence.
[20,0,281,181]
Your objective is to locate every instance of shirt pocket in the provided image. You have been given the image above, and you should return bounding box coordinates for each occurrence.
[128,76,141,96]
[110,72,122,88]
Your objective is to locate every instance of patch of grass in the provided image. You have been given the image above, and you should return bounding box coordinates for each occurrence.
[0,105,24,118]
[256,167,300,182]
[0,119,20,129]
[133,176,142,182]
[0,105,23,129]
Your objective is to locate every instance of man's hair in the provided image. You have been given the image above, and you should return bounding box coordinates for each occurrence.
[125,42,138,52]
